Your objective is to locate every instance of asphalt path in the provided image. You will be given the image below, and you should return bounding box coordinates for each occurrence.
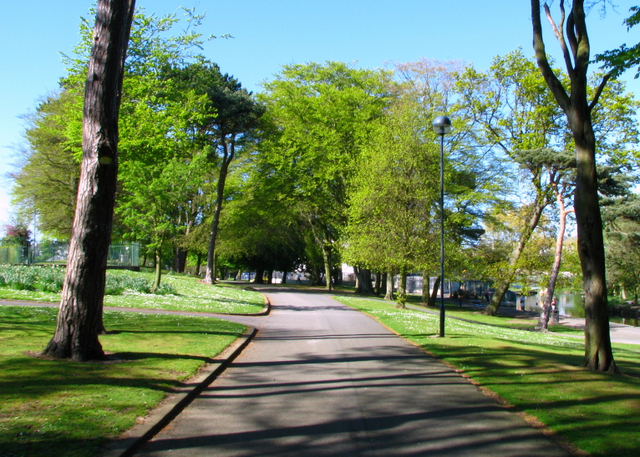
[134,287,570,457]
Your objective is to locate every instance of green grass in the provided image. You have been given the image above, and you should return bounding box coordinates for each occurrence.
[0,270,266,314]
[0,305,246,457]
[103,273,265,313]
[335,295,640,457]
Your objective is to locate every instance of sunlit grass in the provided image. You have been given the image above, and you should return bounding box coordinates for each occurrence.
[336,295,640,457]
[0,305,246,457]
[0,269,266,314]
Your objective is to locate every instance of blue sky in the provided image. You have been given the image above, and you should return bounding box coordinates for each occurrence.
[1,0,638,234]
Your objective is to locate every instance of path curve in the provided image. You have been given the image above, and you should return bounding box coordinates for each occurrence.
[133,286,570,457]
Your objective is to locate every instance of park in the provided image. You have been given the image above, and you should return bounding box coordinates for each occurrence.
[2,0,640,456]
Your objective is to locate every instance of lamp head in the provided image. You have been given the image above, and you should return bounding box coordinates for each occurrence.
[432,116,452,135]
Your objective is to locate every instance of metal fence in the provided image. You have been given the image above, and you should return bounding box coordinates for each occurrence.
[0,242,140,267]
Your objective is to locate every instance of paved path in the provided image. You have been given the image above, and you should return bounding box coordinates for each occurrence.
[134,288,570,457]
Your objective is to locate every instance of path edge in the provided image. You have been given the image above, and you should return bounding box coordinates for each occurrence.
[101,325,258,457]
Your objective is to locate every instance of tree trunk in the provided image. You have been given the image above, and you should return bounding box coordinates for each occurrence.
[428,275,441,308]
[42,0,135,361]
[384,269,394,301]
[421,271,430,304]
[173,246,187,273]
[204,139,234,284]
[484,201,546,316]
[531,0,617,373]
[195,252,203,276]
[575,137,616,372]
[396,267,407,309]
[152,247,162,292]
[355,267,375,295]
[254,267,265,284]
[374,272,382,295]
[281,270,287,284]
[322,244,332,290]
[378,272,387,296]
[538,192,572,330]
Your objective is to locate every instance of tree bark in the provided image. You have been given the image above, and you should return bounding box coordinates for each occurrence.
[355,267,375,295]
[204,138,234,284]
[173,246,187,273]
[152,247,162,292]
[538,190,572,330]
[43,0,135,361]
[384,269,395,301]
[484,201,546,315]
[531,0,617,373]
[428,275,441,308]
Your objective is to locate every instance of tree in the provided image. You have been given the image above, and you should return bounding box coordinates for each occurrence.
[531,0,617,372]
[595,6,640,78]
[258,62,392,290]
[171,63,265,284]
[43,0,135,361]
[343,98,440,305]
[457,50,566,315]
[12,89,83,239]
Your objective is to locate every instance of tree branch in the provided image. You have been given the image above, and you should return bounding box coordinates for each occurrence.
[544,1,575,77]
[589,72,612,111]
[531,0,570,112]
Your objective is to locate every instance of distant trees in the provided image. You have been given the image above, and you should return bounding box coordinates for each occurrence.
[257,62,392,289]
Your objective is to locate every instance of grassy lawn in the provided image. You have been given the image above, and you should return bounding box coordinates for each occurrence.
[0,305,247,457]
[335,296,640,457]
[0,270,266,314]
[103,273,265,313]
[0,272,263,457]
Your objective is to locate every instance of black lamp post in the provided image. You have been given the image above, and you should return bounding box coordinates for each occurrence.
[433,115,451,338]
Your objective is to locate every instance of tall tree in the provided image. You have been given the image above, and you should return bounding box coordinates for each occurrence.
[258,62,392,290]
[531,0,617,372]
[43,0,135,361]
[172,64,265,284]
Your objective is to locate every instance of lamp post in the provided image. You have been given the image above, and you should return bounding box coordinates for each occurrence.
[433,115,451,338]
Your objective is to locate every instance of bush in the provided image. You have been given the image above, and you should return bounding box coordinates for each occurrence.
[0,265,63,292]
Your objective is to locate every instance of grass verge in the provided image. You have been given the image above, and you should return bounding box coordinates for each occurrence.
[335,296,640,457]
[0,270,266,314]
[0,305,246,457]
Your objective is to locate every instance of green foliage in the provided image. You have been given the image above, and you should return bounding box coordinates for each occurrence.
[0,266,63,292]
[0,266,176,296]
[595,6,640,79]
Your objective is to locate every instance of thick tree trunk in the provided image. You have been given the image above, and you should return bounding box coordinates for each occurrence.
[531,0,617,373]
[254,267,265,284]
[384,269,394,301]
[574,138,617,372]
[173,246,187,273]
[42,0,135,361]
[355,267,375,295]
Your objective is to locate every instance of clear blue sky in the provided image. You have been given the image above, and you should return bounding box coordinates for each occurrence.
[1,0,638,233]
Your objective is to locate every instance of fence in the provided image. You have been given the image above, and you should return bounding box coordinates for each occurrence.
[0,242,140,267]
